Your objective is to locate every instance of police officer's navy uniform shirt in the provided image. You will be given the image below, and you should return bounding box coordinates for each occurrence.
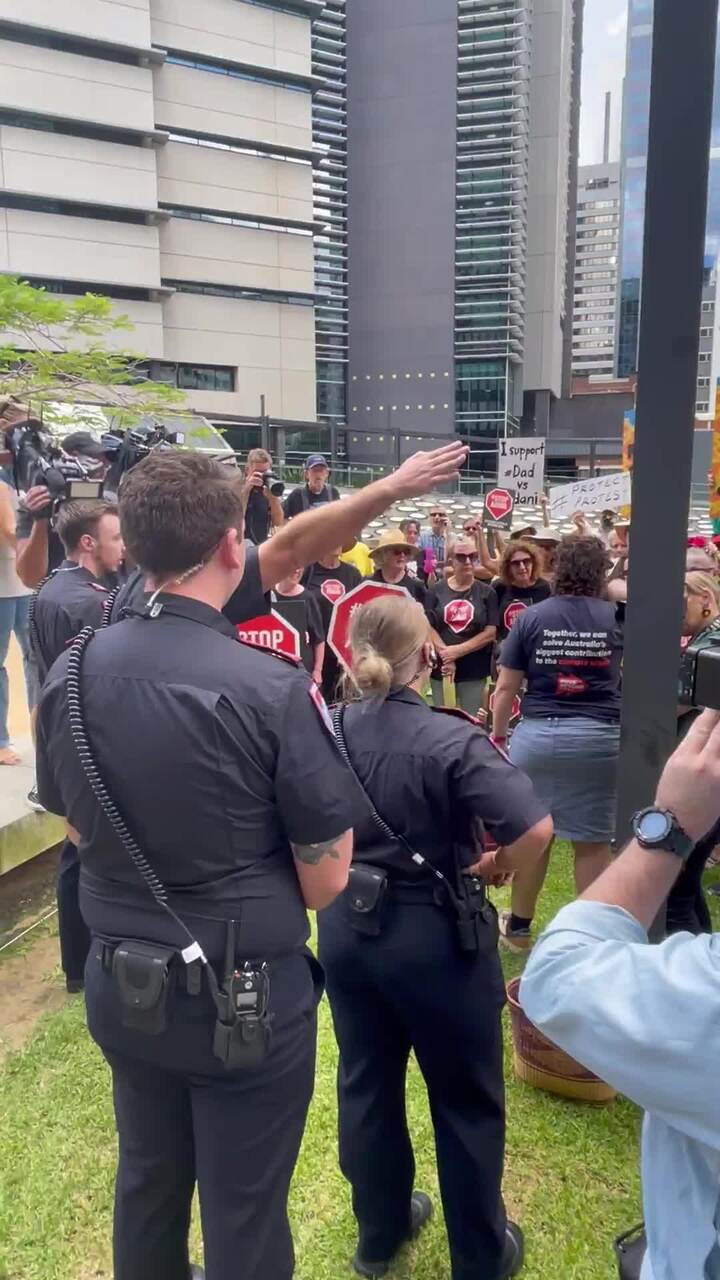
[36,595,362,964]
[32,560,109,683]
[108,542,267,627]
[341,688,548,881]
[426,580,499,682]
[500,594,623,721]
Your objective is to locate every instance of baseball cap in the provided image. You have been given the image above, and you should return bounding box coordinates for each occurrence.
[305,453,328,469]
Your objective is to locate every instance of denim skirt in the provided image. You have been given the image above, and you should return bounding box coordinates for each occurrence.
[509,716,620,843]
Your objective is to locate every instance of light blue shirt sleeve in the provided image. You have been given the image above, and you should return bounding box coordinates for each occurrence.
[520,901,720,1150]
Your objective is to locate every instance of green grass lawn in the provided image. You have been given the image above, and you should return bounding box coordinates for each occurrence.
[0,844,656,1280]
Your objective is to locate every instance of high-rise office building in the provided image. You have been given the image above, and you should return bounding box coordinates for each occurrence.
[617,0,720,382]
[572,162,621,378]
[0,0,322,434]
[337,0,580,464]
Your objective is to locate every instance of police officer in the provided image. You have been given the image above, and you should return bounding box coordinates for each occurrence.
[35,451,363,1280]
[32,498,124,992]
[317,594,553,1280]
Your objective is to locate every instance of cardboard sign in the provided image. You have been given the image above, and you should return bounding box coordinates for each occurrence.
[483,487,515,530]
[498,437,546,498]
[548,472,632,521]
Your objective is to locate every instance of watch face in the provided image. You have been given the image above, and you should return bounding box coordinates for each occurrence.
[638,810,673,842]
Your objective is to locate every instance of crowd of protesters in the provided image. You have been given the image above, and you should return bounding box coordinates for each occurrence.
[4,419,720,1280]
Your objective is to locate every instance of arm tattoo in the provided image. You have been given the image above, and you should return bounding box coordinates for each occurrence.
[291,838,341,866]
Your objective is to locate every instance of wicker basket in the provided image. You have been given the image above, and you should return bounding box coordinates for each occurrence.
[506,977,617,1105]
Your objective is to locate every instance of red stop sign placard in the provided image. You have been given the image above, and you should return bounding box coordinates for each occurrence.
[327,581,409,673]
[485,488,514,522]
[236,610,301,660]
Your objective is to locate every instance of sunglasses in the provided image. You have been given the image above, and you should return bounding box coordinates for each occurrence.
[454,552,478,564]
[430,513,448,520]
[510,557,533,569]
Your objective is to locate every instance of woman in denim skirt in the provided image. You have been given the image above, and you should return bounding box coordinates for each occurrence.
[491,535,624,951]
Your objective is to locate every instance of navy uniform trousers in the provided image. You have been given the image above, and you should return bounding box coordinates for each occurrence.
[85,943,322,1280]
[57,839,91,984]
[318,892,508,1280]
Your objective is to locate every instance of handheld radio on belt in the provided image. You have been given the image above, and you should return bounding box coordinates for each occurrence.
[332,705,490,953]
[65,626,271,1070]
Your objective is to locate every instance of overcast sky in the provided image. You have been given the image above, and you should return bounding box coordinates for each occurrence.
[578,0,628,165]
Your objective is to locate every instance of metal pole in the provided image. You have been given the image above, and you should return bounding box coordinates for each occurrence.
[616,0,719,848]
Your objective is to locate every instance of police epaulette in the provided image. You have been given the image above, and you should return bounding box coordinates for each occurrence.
[235,639,302,668]
[430,704,482,727]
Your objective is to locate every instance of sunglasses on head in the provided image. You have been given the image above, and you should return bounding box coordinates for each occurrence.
[454,552,478,564]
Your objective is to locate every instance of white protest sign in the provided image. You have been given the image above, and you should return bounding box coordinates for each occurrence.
[498,437,546,498]
[548,471,632,520]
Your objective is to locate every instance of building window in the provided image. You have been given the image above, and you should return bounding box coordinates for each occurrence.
[160,204,313,236]
[0,18,150,65]
[164,51,311,93]
[0,107,152,148]
[136,362,235,391]
[166,128,312,165]
[0,191,149,223]
[20,275,154,302]
[163,280,315,306]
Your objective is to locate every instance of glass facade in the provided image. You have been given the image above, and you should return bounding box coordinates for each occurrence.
[454,0,530,440]
[617,4,720,375]
[312,0,348,427]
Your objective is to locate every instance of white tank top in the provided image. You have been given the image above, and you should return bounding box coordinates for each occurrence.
[0,481,32,599]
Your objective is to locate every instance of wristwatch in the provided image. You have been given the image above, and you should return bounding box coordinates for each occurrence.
[632,807,696,861]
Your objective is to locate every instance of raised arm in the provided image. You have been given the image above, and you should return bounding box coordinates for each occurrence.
[258,443,468,589]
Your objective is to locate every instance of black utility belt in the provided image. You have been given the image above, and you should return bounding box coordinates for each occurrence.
[96,936,274,1071]
[345,865,491,953]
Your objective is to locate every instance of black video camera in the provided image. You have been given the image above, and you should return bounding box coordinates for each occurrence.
[102,422,178,498]
[7,420,103,512]
[679,620,720,710]
[261,471,285,498]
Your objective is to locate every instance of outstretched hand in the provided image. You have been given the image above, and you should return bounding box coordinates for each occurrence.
[656,709,720,843]
[390,442,469,499]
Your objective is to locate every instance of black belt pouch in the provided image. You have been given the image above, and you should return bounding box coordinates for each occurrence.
[345,864,388,936]
[614,1225,646,1280]
[111,940,177,1035]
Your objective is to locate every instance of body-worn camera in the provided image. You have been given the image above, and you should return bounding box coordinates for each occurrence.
[261,471,285,498]
[679,620,720,710]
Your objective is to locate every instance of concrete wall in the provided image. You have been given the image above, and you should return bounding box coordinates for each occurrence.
[159,218,314,292]
[0,42,155,131]
[0,208,161,288]
[346,0,457,442]
[153,63,312,152]
[0,126,159,209]
[157,141,313,223]
[0,0,151,48]
[150,0,310,78]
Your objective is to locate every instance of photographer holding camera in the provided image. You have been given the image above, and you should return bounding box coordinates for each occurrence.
[521,707,720,1280]
[242,448,285,546]
[14,429,108,588]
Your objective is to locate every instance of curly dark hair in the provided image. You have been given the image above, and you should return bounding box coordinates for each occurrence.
[497,538,543,587]
[553,535,610,598]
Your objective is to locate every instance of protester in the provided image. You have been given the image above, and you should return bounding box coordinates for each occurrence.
[418,507,450,570]
[399,518,433,582]
[283,453,340,518]
[664,570,720,935]
[520,707,720,1280]
[527,529,561,579]
[31,498,124,994]
[36,451,363,1280]
[426,538,499,715]
[340,538,374,577]
[303,548,362,701]
[242,448,284,546]
[0,474,33,765]
[492,536,624,951]
[369,528,426,604]
[272,566,325,685]
[318,594,552,1280]
[492,539,551,642]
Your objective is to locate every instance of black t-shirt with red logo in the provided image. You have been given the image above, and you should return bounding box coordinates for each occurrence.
[302,560,362,700]
[425,580,499,682]
[370,569,427,606]
[500,594,624,722]
[491,577,552,640]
